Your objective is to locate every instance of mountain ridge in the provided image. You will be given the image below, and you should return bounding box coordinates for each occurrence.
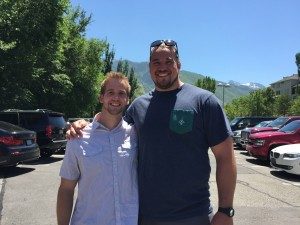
[113,60,265,104]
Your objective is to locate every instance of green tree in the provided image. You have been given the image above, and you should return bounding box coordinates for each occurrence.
[195,76,216,93]
[102,43,115,74]
[225,96,250,120]
[0,0,112,118]
[115,60,141,101]
[288,96,300,115]
[0,0,69,109]
[274,94,292,116]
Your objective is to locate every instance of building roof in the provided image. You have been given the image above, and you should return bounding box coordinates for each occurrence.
[270,74,300,85]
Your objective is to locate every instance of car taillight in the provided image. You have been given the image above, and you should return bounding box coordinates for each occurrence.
[45,125,53,138]
[0,136,23,146]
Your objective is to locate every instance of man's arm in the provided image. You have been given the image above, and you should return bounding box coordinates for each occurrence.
[57,178,77,225]
[211,136,237,225]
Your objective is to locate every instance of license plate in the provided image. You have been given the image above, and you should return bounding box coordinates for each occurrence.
[26,139,33,145]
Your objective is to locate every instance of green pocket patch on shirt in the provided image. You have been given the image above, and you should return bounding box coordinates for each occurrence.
[169,110,194,134]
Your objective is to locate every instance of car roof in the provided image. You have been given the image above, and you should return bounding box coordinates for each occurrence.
[0,109,64,116]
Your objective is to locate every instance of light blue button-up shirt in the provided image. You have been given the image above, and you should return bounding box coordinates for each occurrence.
[60,119,138,225]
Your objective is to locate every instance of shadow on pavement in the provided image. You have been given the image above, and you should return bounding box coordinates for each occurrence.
[24,155,63,165]
[0,166,35,178]
[246,158,270,167]
[270,170,300,181]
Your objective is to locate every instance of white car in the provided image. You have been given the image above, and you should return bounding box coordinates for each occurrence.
[270,144,300,175]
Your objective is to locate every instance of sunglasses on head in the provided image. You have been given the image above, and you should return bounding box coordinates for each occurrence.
[150,39,179,58]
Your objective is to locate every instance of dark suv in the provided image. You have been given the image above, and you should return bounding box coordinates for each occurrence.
[230,116,276,132]
[0,109,67,157]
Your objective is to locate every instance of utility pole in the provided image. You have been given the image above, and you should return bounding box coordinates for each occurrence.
[217,83,230,108]
[296,53,300,95]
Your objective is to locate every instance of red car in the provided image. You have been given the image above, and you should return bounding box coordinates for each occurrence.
[240,116,300,149]
[246,119,300,161]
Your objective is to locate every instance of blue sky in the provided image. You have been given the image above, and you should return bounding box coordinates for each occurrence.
[70,0,299,86]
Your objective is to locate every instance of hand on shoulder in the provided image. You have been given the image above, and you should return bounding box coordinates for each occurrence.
[66,119,90,139]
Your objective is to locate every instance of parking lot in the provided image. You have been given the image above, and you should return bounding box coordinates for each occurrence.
[0,147,300,225]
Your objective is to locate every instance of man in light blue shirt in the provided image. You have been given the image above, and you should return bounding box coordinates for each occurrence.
[57,72,138,225]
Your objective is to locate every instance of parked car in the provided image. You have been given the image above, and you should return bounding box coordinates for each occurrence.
[231,117,275,148]
[237,120,273,149]
[240,116,300,149]
[0,109,67,157]
[0,121,40,167]
[270,144,300,175]
[246,120,300,161]
[230,116,275,132]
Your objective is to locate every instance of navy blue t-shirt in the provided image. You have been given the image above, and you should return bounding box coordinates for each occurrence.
[124,83,232,221]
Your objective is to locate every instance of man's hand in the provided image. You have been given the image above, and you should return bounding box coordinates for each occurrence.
[66,119,89,139]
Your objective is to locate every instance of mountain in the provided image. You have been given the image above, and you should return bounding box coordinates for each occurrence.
[113,60,265,104]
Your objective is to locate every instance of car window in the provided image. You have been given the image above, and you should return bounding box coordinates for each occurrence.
[19,113,46,129]
[267,117,288,128]
[0,113,19,125]
[48,114,66,128]
[278,120,300,133]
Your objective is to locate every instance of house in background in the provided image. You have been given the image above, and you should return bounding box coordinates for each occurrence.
[270,74,300,99]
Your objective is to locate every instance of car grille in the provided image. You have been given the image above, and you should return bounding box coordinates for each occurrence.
[241,131,250,139]
[271,159,292,170]
[248,139,254,145]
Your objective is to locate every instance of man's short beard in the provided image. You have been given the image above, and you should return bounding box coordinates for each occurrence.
[154,75,178,90]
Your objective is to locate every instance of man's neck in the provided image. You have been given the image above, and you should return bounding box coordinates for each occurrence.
[97,112,122,130]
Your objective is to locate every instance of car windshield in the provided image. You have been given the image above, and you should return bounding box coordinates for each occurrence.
[230,118,241,126]
[254,120,272,128]
[267,117,288,128]
[278,120,300,133]
[49,114,66,128]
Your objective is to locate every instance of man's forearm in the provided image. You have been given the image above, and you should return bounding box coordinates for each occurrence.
[215,153,237,207]
[57,188,74,225]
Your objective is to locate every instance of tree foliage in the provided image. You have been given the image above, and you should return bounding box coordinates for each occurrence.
[0,0,114,117]
[224,87,299,121]
[195,76,216,93]
[116,60,142,101]
[288,96,300,115]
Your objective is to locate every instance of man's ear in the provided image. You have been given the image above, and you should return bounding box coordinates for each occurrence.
[177,60,181,70]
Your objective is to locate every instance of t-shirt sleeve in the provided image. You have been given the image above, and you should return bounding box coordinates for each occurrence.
[203,94,233,147]
[59,140,80,181]
[124,104,135,125]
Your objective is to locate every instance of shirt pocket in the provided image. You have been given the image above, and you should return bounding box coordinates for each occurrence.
[169,109,194,134]
[80,144,106,174]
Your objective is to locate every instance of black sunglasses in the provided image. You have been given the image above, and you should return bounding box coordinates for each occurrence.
[150,39,179,58]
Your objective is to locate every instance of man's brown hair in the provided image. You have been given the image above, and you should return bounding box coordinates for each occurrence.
[100,72,131,96]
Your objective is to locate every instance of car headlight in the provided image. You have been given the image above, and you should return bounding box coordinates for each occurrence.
[254,139,265,146]
[283,153,300,158]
